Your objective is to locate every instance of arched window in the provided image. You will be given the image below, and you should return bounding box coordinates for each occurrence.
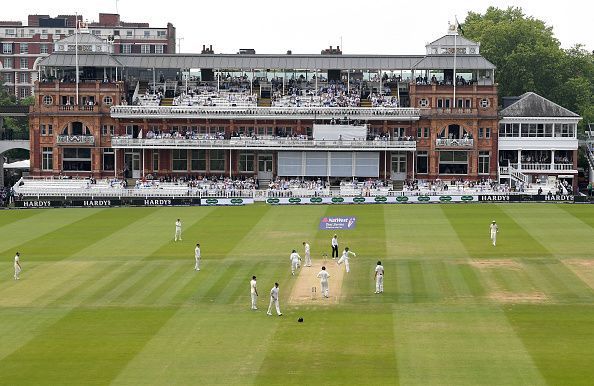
[62,121,92,135]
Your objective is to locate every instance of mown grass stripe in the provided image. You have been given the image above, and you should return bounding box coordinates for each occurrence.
[200,260,243,302]
[458,263,487,298]
[229,260,268,305]
[82,262,143,306]
[6,208,156,262]
[0,208,102,258]
[0,308,71,362]
[0,208,41,228]
[528,260,594,301]
[112,263,166,305]
[29,262,105,307]
[91,264,164,306]
[444,261,473,299]
[147,205,269,261]
[396,261,414,303]
[140,263,190,305]
[213,260,261,304]
[153,261,228,306]
[0,262,93,308]
[49,262,118,307]
[408,260,428,303]
[442,204,551,259]
[0,307,176,386]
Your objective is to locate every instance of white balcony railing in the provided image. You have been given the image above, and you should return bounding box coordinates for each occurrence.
[110,105,421,121]
[435,138,474,148]
[110,137,416,151]
[502,163,575,173]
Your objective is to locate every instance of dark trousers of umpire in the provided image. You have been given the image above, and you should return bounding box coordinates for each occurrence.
[332,245,339,258]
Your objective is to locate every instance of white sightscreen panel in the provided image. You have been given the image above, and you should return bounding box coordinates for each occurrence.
[305,152,328,176]
[354,152,379,177]
[313,124,367,140]
[278,151,303,176]
[330,152,353,177]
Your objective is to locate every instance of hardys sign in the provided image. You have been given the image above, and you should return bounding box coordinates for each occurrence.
[71,199,122,207]
[15,200,62,208]
[129,198,191,206]
[319,216,357,230]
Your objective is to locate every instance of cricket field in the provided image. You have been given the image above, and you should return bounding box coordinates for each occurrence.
[1,203,594,385]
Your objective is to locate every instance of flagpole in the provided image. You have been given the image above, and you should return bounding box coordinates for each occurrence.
[75,14,79,106]
[453,25,457,109]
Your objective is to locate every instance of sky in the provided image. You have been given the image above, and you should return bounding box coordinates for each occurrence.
[3,0,593,55]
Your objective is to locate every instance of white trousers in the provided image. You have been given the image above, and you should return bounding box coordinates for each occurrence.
[14,265,21,279]
[337,257,350,273]
[251,293,258,309]
[194,257,201,270]
[491,232,497,246]
[304,252,312,267]
[267,297,281,315]
[376,275,384,293]
[320,280,329,297]
[174,229,182,241]
[291,261,299,275]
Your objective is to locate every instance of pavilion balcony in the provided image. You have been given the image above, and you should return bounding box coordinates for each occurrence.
[110,137,417,151]
[110,105,421,121]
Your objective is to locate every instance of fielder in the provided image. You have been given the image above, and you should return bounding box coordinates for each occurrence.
[490,220,498,246]
[14,252,21,280]
[290,249,302,275]
[250,276,258,310]
[331,234,339,259]
[174,219,182,241]
[194,243,201,271]
[267,282,282,316]
[374,261,384,294]
[317,266,330,298]
[303,241,312,267]
[337,247,356,273]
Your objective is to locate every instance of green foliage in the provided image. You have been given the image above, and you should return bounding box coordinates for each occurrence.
[0,89,30,139]
[462,6,594,129]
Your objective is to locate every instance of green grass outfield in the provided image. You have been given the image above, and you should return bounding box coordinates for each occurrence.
[1,203,594,385]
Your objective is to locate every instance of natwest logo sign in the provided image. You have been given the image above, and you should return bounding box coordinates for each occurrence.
[319,216,357,230]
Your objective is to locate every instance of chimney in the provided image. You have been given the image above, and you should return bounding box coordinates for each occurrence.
[209,45,212,51]
[202,44,205,51]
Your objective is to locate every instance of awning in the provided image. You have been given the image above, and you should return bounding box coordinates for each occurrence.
[413,55,495,70]
[3,159,30,169]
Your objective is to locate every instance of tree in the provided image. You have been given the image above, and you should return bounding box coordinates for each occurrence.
[462,7,594,130]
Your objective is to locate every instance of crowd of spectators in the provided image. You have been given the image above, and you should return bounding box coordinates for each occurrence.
[403,178,503,194]
[0,187,14,207]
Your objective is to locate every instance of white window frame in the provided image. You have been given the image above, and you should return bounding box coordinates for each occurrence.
[2,43,12,54]
[42,147,53,170]
[141,44,150,54]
